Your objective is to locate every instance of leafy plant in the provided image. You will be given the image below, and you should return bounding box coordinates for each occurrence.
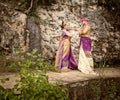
[0,49,68,100]
[9,49,55,72]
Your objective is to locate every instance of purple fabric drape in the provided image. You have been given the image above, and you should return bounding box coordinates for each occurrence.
[57,31,78,70]
[58,38,78,70]
[80,37,92,51]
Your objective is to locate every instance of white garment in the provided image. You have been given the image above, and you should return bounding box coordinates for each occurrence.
[78,45,95,74]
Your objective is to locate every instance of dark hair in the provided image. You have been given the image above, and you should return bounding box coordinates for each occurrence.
[61,21,66,29]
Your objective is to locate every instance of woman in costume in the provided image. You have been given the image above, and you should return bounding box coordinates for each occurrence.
[78,18,96,74]
[55,21,78,72]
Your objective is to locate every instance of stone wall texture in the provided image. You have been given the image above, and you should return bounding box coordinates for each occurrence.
[35,0,120,64]
[0,3,28,55]
[0,0,120,64]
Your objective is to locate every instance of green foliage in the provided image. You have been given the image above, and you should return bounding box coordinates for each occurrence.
[0,78,9,84]
[0,71,68,100]
[9,49,55,72]
[0,49,68,100]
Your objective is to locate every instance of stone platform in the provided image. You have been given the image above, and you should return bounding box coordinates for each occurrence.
[47,68,120,84]
[0,68,120,88]
[47,68,120,100]
[0,68,120,100]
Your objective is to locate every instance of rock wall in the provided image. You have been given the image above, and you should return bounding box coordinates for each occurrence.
[0,3,28,55]
[36,0,120,64]
[67,78,120,100]
[27,17,41,54]
[0,0,120,64]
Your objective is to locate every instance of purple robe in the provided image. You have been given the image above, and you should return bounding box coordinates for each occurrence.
[55,30,78,70]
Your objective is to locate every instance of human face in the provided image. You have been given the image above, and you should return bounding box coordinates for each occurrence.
[82,21,88,25]
[64,25,68,30]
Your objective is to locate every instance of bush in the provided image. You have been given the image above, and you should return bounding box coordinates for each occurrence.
[0,49,68,100]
